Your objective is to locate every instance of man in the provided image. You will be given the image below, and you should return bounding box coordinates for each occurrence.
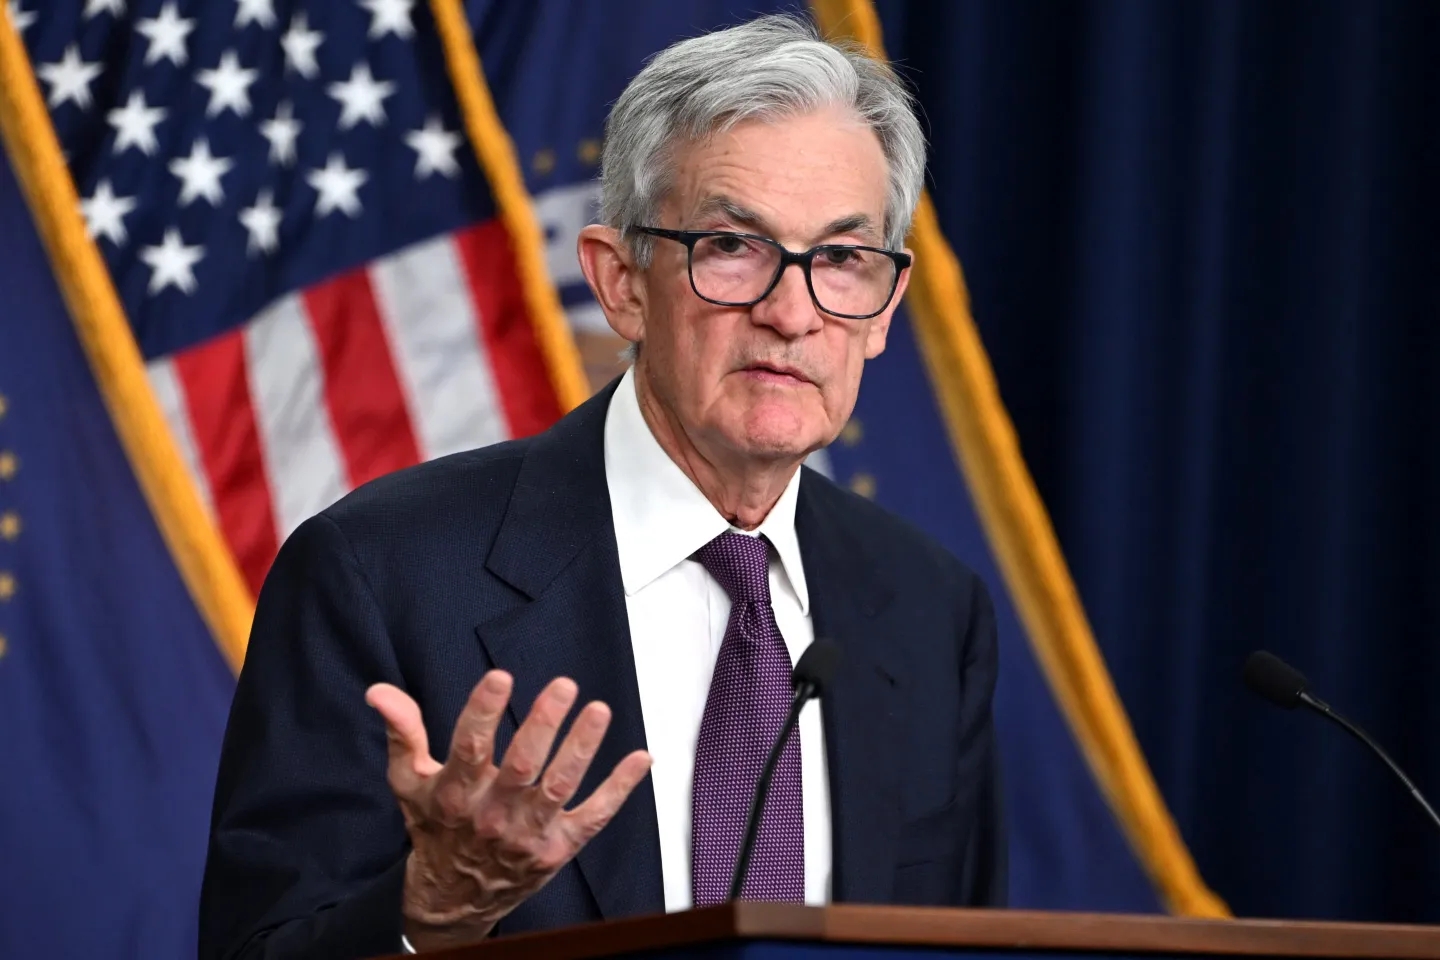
[200,14,1004,959]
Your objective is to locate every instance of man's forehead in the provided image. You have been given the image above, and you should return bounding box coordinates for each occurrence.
[663,119,890,243]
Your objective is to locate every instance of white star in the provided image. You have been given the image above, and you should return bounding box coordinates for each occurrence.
[140,229,203,295]
[281,12,324,79]
[359,0,414,40]
[307,152,368,218]
[234,0,276,29]
[259,100,302,166]
[6,1,37,36]
[107,91,166,156]
[239,189,282,256]
[195,50,258,118]
[81,179,136,246]
[135,2,194,67]
[327,62,395,130]
[83,0,123,19]
[405,116,462,180]
[37,45,103,110]
[168,138,233,207]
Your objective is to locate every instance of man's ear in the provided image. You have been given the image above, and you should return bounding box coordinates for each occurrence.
[863,250,912,359]
[578,224,646,344]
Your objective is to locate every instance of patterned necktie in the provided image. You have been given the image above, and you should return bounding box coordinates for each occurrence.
[691,531,804,906]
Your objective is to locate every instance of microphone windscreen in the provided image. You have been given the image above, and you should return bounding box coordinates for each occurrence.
[1243,650,1309,709]
[794,639,842,697]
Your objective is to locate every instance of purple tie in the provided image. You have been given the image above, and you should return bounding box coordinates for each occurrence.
[691,531,804,906]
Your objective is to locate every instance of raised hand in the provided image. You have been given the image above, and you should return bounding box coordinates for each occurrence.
[365,671,652,951]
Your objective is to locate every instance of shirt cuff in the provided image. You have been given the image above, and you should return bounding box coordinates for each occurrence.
[400,933,417,954]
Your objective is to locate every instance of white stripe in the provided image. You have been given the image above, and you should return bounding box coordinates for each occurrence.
[146,357,216,520]
[243,295,349,540]
[368,232,509,460]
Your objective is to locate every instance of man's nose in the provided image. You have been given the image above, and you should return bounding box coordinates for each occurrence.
[750,261,823,338]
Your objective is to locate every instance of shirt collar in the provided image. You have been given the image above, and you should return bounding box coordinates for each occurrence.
[603,367,809,614]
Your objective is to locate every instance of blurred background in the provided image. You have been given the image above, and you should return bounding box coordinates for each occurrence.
[1,0,1437,956]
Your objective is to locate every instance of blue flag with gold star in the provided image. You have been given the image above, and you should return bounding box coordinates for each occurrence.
[0,120,236,955]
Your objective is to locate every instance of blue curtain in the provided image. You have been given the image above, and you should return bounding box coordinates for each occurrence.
[877,0,1440,923]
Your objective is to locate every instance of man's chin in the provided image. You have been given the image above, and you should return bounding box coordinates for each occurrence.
[729,414,827,462]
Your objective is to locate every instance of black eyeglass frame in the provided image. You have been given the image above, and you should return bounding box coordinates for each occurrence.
[632,226,912,321]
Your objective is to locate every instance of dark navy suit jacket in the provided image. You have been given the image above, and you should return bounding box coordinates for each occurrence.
[199,380,1006,960]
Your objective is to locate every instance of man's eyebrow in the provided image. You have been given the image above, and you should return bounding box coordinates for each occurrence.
[821,213,881,244]
[690,196,772,233]
[689,197,884,246]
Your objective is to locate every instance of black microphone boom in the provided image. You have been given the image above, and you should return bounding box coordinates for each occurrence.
[1243,650,1440,835]
[728,639,842,901]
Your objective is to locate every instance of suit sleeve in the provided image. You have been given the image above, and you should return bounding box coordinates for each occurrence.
[958,568,1008,907]
[199,514,411,960]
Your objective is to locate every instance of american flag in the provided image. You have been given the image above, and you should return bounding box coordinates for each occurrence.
[14,0,563,596]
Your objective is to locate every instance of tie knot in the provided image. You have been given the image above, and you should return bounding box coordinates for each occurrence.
[695,531,772,605]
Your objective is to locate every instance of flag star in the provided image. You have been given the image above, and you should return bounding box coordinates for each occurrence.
[405,116,462,180]
[107,91,166,156]
[281,12,324,79]
[140,229,204,295]
[37,45,103,110]
[6,1,37,37]
[359,0,414,40]
[307,152,368,218]
[81,179,137,246]
[136,2,194,67]
[168,138,233,207]
[240,189,282,256]
[83,0,123,19]
[260,101,302,166]
[327,62,395,130]
[234,0,276,29]
[196,50,258,118]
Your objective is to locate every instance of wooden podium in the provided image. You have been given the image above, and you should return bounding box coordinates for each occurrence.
[396,902,1440,960]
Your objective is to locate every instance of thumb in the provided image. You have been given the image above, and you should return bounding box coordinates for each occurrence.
[366,683,443,795]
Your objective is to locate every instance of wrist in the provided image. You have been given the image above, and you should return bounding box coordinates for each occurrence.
[402,915,497,953]
[401,851,498,950]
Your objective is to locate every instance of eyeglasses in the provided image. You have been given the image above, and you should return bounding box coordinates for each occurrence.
[632,227,912,321]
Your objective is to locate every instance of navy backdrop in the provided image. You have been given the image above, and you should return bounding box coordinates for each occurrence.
[875,0,1440,924]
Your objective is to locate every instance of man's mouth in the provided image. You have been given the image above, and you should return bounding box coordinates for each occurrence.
[741,362,812,385]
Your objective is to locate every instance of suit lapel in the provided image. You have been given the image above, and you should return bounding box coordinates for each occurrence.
[796,471,904,904]
[476,381,665,920]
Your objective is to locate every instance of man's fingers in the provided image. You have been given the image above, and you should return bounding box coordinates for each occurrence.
[493,677,580,792]
[563,749,654,845]
[365,683,442,794]
[532,701,613,818]
[441,671,514,784]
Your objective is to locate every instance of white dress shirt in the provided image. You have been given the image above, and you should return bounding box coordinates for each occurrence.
[603,367,832,912]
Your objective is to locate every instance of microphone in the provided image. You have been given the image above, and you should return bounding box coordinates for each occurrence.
[728,638,842,901]
[1243,650,1440,834]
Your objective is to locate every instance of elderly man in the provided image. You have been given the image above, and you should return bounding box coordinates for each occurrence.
[200,14,1004,959]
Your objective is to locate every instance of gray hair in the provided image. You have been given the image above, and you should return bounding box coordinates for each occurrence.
[599,13,926,267]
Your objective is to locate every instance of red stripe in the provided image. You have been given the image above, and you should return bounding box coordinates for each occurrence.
[173,332,279,599]
[303,268,423,487]
[453,219,562,438]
